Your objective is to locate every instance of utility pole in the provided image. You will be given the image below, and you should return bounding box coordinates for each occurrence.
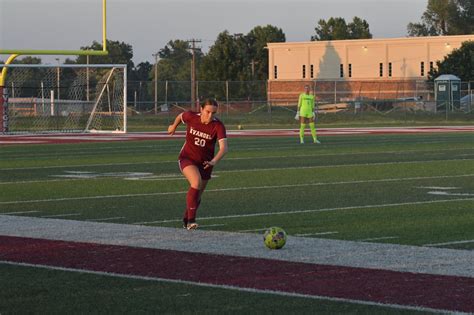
[152,52,159,115]
[250,59,259,79]
[186,39,201,111]
[55,58,60,101]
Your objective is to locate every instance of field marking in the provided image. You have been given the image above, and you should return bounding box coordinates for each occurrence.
[135,197,474,225]
[2,138,472,160]
[2,210,40,215]
[84,217,125,222]
[237,228,268,232]
[424,239,474,247]
[40,213,82,218]
[0,260,458,315]
[416,186,460,190]
[295,232,339,237]
[428,191,474,197]
[198,224,226,228]
[357,236,399,242]
[2,145,474,171]
[2,173,473,206]
[216,158,474,174]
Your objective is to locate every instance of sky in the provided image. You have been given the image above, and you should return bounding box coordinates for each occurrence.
[0,0,428,65]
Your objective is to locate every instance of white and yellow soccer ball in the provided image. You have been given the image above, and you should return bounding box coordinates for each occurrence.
[263,226,287,249]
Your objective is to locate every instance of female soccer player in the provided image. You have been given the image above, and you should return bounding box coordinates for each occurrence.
[168,98,228,230]
[297,85,320,144]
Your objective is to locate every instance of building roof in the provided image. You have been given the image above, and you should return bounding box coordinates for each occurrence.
[434,74,461,81]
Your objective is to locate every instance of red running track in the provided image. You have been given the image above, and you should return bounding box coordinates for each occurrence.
[1,235,473,312]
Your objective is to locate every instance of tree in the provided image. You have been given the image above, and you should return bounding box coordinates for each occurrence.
[200,31,245,82]
[11,56,42,64]
[74,39,135,72]
[311,17,372,41]
[247,25,286,80]
[407,0,473,36]
[429,41,474,81]
[156,40,198,81]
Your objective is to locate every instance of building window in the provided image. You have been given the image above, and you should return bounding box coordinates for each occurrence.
[302,65,306,79]
[340,64,344,78]
[430,61,434,73]
[274,65,278,79]
[310,65,314,78]
[348,64,352,78]
[379,63,383,77]
[420,61,425,76]
[388,62,392,77]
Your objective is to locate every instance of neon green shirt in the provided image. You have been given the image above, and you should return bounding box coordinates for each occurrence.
[298,93,315,118]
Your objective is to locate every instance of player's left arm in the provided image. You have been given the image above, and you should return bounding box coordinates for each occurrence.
[203,138,228,169]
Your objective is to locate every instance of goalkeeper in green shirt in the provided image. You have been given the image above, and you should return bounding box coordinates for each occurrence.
[297,85,320,144]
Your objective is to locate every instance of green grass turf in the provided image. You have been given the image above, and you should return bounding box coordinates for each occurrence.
[1,132,473,312]
[0,264,430,314]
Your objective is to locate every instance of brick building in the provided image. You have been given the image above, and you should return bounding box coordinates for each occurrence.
[267,35,474,104]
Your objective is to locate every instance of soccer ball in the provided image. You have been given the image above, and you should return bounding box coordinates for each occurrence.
[263,227,287,249]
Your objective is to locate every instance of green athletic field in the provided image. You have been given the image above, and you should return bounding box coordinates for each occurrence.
[1,131,473,313]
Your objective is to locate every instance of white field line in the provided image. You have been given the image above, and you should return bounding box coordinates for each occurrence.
[237,228,268,232]
[40,213,82,218]
[3,141,469,161]
[135,197,474,225]
[424,239,474,247]
[0,176,185,186]
[1,146,473,171]
[295,232,339,237]
[357,236,399,242]
[1,210,40,215]
[416,186,460,190]
[2,173,473,206]
[198,224,226,228]
[0,261,458,314]
[428,191,474,197]
[215,158,474,174]
[84,217,125,222]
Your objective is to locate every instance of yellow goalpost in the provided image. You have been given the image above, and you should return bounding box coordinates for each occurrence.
[0,0,110,133]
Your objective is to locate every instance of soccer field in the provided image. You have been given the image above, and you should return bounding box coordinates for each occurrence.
[1,130,473,313]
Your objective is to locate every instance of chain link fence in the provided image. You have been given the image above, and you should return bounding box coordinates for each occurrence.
[127,79,473,129]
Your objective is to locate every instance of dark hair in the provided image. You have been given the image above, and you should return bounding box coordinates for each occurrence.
[201,98,218,108]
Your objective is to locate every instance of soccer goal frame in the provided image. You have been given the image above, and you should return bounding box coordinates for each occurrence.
[1,64,127,134]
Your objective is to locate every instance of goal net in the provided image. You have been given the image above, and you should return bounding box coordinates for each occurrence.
[1,64,127,134]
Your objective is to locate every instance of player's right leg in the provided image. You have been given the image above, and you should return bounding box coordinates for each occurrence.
[299,116,306,144]
[180,161,203,229]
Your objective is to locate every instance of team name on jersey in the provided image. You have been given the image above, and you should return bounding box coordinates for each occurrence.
[189,127,212,140]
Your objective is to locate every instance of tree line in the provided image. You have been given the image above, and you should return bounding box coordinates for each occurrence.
[3,0,473,83]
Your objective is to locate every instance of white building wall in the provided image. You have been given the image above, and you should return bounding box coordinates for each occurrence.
[268,35,474,81]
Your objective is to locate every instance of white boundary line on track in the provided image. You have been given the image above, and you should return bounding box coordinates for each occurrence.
[135,197,474,225]
[2,173,473,205]
[424,239,474,247]
[84,217,125,222]
[295,232,339,237]
[357,236,399,242]
[0,260,460,314]
[2,210,40,215]
[40,213,82,218]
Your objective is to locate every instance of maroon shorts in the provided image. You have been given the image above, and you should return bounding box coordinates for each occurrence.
[178,158,213,180]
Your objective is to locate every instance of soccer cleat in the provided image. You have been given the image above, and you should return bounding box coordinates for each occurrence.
[186,222,199,230]
[314,139,321,144]
[300,140,305,144]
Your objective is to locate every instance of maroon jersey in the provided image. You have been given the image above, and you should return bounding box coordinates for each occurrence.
[179,111,227,163]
